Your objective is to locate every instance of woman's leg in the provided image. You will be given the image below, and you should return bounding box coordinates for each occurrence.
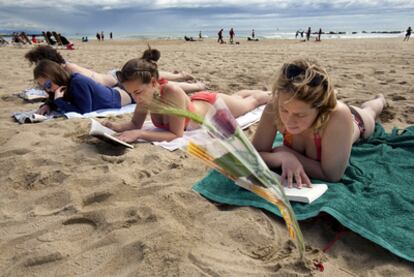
[159,70,194,81]
[65,63,118,87]
[169,81,207,93]
[351,94,386,139]
[218,90,270,118]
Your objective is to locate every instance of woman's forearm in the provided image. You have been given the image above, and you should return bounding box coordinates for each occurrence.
[138,130,179,142]
[114,121,139,132]
[262,149,329,181]
[283,150,331,181]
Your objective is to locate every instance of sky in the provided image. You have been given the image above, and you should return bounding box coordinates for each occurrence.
[1,0,413,35]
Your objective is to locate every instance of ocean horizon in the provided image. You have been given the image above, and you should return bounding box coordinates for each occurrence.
[1,28,407,41]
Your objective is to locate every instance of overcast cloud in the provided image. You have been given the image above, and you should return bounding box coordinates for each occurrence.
[1,0,413,34]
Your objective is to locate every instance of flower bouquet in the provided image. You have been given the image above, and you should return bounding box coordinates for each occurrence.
[148,97,305,258]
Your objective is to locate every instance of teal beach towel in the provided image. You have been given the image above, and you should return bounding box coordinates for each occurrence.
[193,124,414,262]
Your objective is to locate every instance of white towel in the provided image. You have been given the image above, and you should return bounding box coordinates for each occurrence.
[149,105,265,151]
[64,104,136,118]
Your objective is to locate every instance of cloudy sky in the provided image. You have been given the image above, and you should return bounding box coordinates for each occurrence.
[1,0,413,34]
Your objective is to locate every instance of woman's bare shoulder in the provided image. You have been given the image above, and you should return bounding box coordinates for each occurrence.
[324,101,353,132]
[162,83,188,103]
[331,101,352,118]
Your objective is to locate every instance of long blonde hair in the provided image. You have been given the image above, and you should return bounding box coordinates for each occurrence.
[272,58,337,131]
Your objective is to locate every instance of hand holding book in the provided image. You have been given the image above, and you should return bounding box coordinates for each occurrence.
[89,119,134,149]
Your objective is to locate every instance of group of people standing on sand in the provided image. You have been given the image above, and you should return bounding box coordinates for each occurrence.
[24,44,387,185]
[217,28,258,44]
[296,27,323,41]
[96,31,113,41]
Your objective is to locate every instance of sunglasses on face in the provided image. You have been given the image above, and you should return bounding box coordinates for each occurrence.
[42,80,52,91]
[283,64,325,87]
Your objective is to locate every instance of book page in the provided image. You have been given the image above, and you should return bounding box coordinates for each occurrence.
[89,119,133,149]
[284,184,328,204]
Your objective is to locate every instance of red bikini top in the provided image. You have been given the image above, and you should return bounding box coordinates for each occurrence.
[283,131,322,161]
[150,79,195,130]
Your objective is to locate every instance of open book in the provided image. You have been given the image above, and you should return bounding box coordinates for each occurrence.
[89,119,134,149]
[284,183,328,204]
[236,176,328,204]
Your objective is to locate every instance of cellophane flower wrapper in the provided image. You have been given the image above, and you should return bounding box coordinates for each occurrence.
[147,96,305,257]
[185,99,305,257]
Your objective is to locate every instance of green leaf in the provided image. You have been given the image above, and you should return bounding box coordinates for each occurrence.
[214,152,252,178]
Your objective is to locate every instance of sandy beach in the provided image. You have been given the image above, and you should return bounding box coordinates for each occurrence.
[0,38,413,276]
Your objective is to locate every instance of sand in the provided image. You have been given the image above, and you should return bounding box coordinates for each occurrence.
[0,38,413,276]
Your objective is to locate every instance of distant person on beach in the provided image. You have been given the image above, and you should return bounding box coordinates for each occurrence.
[96,33,100,41]
[306,27,311,41]
[184,36,196,41]
[218,29,224,44]
[252,29,255,39]
[25,45,207,93]
[404,26,412,41]
[101,31,105,41]
[33,60,134,115]
[317,28,322,41]
[199,31,203,40]
[295,30,299,39]
[103,48,271,143]
[300,31,304,38]
[229,28,235,44]
[45,31,56,45]
[13,32,30,45]
[110,32,113,39]
[252,59,387,185]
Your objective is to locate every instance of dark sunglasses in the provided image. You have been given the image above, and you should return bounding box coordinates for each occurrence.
[283,64,325,87]
[42,80,52,91]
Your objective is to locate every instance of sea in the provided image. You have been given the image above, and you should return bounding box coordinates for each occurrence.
[1,28,406,41]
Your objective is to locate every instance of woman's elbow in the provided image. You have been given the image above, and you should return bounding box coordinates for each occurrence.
[166,132,183,142]
[323,169,345,183]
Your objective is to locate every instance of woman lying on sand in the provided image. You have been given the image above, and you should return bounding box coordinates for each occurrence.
[252,58,386,185]
[34,60,134,114]
[25,45,207,93]
[103,49,270,142]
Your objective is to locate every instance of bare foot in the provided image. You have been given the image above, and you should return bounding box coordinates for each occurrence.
[180,71,194,81]
[376,93,388,108]
[196,81,208,91]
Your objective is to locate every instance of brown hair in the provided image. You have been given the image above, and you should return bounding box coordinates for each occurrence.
[116,47,160,84]
[34,60,70,86]
[25,45,66,65]
[272,58,337,131]
[34,60,71,101]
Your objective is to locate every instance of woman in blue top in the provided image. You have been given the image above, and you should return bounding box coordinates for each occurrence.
[34,60,132,114]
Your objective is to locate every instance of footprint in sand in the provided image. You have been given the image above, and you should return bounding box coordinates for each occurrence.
[391,95,407,101]
[36,214,101,243]
[0,148,31,158]
[32,190,74,216]
[355,73,364,80]
[82,190,113,206]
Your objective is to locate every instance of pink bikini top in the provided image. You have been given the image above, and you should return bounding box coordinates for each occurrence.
[150,79,195,130]
[283,131,322,161]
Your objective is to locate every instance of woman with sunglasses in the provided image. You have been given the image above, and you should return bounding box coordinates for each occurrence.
[252,59,386,186]
[34,60,134,115]
[103,55,270,143]
[25,45,206,93]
